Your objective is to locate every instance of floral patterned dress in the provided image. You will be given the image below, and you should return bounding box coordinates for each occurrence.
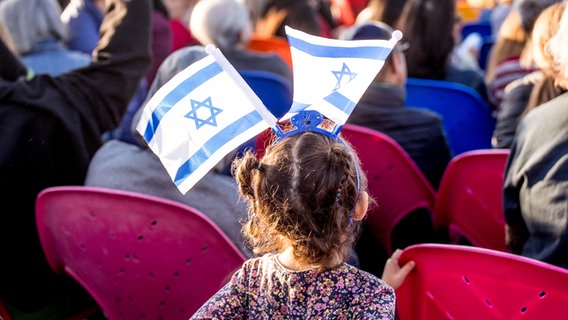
[190,253,395,319]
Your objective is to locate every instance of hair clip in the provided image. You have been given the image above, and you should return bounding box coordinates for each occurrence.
[271,110,359,225]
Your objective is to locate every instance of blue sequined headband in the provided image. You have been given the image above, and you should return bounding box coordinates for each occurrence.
[271,110,361,224]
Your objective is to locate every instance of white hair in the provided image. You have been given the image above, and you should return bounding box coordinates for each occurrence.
[189,0,252,51]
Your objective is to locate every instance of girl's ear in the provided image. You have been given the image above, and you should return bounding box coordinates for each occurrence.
[353,191,369,221]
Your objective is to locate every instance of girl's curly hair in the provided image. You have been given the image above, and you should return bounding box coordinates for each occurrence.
[232,129,367,270]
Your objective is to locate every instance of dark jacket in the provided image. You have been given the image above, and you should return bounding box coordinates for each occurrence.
[348,83,452,189]
[504,92,568,269]
[0,0,151,310]
[492,72,541,149]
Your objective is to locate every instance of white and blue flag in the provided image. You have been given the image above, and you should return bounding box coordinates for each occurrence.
[136,46,277,194]
[284,26,402,125]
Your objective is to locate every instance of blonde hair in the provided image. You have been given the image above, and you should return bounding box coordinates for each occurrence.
[547,1,568,88]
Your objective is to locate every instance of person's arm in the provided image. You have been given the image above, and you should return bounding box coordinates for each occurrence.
[503,137,529,253]
[381,249,415,290]
[54,0,152,134]
[0,38,28,81]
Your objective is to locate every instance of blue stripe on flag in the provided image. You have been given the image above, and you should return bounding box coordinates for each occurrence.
[324,91,356,113]
[143,62,223,142]
[173,111,262,185]
[289,101,311,113]
[288,34,391,60]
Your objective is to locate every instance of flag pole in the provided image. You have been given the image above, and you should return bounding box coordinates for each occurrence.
[205,45,279,130]
[390,30,403,44]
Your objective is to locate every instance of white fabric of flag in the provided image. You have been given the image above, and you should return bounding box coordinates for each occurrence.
[284,26,402,125]
[136,46,276,194]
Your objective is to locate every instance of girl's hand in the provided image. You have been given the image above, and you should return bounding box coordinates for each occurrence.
[381,249,415,290]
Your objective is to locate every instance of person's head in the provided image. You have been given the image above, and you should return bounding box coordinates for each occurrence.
[190,0,253,51]
[514,0,563,34]
[545,0,568,89]
[233,126,369,270]
[163,0,194,22]
[255,0,321,38]
[0,0,67,55]
[519,2,566,116]
[484,9,528,83]
[341,21,407,86]
[520,2,565,72]
[396,0,455,80]
[364,0,408,27]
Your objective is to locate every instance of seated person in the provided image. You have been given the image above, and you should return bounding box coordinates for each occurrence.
[0,0,151,315]
[190,0,292,83]
[492,2,566,148]
[85,47,253,258]
[397,0,488,101]
[341,21,452,190]
[191,117,414,319]
[503,6,568,269]
[340,21,450,276]
[116,0,293,143]
[0,0,91,75]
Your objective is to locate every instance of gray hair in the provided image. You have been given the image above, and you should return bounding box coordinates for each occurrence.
[0,0,67,55]
[189,0,252,51]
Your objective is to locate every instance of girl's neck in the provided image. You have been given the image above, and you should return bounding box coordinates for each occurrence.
[277,248,318,272]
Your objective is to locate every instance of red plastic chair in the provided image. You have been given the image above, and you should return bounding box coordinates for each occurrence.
[433,149,510,252]
[0,300,13,320]
[397,243,568,320]
[341,124,437,254]
[35,186,246,320]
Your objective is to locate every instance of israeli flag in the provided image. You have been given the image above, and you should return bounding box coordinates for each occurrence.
[136,46,277,194]
[284,26,402,125]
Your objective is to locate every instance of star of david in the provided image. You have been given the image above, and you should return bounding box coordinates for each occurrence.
[185,97,223,129]
[332,63,357,90]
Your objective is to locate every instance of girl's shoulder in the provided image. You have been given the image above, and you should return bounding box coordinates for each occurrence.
[338,263,393,291]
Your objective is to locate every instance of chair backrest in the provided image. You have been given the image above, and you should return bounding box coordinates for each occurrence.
[433,149,510,252]
[341,124,437,254]
[239,70,293,119]
[479,35,495,71]
[405,77,496,155]
[35,186,246,320]
[460,21,493,40]
[247,35,293,68]
[0,299,13,320]
[396,243,568,320]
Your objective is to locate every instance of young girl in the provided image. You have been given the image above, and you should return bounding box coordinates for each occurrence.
[191,120,414,319]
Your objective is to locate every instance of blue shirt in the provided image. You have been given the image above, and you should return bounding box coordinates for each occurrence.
[22,39,91,76]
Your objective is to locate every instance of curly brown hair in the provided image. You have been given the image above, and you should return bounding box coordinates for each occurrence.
[232,130,367,270]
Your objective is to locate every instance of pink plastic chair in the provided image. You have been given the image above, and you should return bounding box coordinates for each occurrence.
[35,186,246,320]
[340,124,437,254]
[433,149,510,252]
[396,243,568,320]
